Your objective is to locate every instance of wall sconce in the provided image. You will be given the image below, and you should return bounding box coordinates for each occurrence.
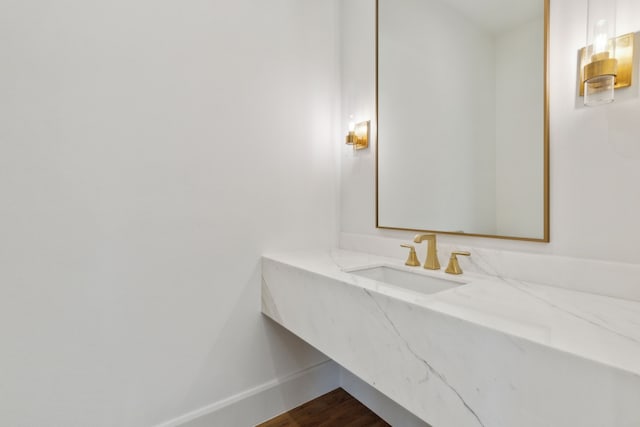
[345,117,370,150]
[579,0,635,106]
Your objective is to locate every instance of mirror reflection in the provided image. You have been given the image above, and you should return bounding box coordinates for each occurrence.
[377,0,548,241]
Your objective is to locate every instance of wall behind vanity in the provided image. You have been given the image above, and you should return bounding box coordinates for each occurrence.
[341,0,640,265]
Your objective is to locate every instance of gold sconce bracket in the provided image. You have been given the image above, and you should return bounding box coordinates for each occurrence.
[579,33,635,96]
[345,120,370,150]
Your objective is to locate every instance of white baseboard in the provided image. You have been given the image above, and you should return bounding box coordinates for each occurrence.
[155,359,428,427]
[156,360,340,427]
[339,367,430,427]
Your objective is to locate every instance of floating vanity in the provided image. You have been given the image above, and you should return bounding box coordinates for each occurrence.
[261,249,640,427]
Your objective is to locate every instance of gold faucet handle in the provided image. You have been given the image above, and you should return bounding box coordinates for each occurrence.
[445,251,471,275]
[400,244,421,267]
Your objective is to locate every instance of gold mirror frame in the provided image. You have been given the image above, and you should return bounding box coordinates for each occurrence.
[375,0,550,242]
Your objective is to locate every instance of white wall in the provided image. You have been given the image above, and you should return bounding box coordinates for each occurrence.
[341,0,640,265]
[0,1,340,426]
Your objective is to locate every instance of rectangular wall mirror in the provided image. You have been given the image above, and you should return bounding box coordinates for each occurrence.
[376,0,549,242]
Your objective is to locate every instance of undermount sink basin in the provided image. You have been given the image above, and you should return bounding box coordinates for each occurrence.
[348,265,466,295]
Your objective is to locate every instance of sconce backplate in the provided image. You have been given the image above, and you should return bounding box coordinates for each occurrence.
[579,33,635,96]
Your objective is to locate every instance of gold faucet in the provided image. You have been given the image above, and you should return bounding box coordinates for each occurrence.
[445,251,471,275]
[413,233,440,270]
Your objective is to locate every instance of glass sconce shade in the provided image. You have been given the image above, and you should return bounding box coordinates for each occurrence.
[584,75,615,106]
[346,114,356,145]
[584,0,617,106]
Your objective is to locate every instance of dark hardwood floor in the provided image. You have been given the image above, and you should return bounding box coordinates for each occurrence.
[256,388,390,427]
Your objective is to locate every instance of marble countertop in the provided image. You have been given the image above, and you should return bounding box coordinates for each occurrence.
[264,249,640,378]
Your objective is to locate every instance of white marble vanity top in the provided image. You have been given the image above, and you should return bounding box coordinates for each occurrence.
[263,249,640,426]
[265,249,640,378]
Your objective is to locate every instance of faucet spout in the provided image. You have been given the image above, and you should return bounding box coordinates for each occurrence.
[413,233,440,270]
